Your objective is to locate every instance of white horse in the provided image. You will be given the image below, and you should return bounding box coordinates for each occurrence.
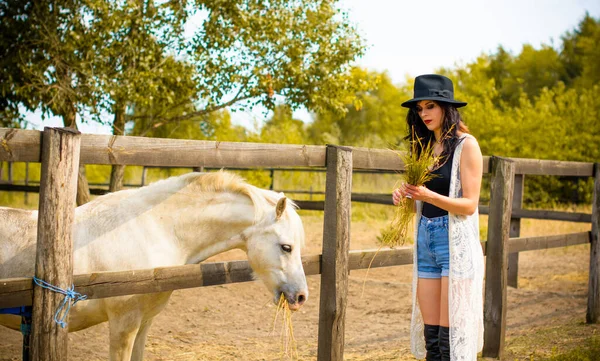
[0,171,308,361]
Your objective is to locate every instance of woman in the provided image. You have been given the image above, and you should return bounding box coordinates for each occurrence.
[393,74,484,361]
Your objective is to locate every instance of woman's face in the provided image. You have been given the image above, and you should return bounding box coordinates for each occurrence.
[415,100,444,132]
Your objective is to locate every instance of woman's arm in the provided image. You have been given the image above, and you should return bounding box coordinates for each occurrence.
[403,137,483,216]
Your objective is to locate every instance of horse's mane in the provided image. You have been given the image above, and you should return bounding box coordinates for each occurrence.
[180,170,297,223]
[81,170,296,227]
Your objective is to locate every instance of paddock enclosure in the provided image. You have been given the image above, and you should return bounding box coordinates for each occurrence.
[0,127,598,360]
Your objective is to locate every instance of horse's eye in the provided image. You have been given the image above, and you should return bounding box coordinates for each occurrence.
[281,244,292,253]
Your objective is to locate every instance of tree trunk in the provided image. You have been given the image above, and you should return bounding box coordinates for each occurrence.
[60,95,90,206]
[109,103,126,192]
[76,165,90,206]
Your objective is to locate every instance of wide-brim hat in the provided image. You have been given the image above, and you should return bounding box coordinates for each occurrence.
[401,74,467,108]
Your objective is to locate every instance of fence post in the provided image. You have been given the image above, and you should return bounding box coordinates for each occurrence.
[31,127,81,361]
[75,164,90,206]
[109,165,125,192]
[507,174,524,288]
[141,166,147,186]
[483,156,515,359]
[25,162,30,205]
[8,161,13,183]
[587,163,600,323]
[317,145,352,361]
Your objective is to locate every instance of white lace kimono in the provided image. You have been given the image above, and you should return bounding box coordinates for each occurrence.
[410,134,485,360]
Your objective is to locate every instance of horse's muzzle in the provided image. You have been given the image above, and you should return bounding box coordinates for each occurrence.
[277,290,308,311]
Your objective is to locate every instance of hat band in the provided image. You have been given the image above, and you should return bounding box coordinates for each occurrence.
[428,89,452,98]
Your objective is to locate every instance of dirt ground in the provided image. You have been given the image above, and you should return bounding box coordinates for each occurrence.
[0,212,597,360]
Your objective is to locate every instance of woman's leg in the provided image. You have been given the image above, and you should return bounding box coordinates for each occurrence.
[439,276,450,360]
[418,278,442,361]
[440,276,449,327]
[418,278,441,324]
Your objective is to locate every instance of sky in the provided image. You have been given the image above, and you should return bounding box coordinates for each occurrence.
[28,0,600,133]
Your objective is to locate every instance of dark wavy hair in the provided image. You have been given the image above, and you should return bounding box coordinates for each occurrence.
[404,101,469,164]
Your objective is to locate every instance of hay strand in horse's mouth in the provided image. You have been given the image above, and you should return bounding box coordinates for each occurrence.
[272,294,298,360]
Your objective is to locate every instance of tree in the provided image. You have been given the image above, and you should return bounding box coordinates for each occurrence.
[259,104,307,145]
[308,69,404,147]
[130,108,248,142]
[137,0,370,124]
[85,0,196,191]
[560,13,600,86]
[0,0,101,204]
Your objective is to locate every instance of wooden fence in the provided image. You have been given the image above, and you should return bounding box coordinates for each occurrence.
[0,127,598,360]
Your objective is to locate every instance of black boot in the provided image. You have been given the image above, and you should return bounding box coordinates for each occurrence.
[439,326,450,361]
[424,324,441,361]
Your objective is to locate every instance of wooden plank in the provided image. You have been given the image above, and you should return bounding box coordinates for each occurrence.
[508,174,524,288]
[294,200,325,211]
[0,277,33,308]
[350,147,403,171]
[31,128,81,361]
[1,128,595,175]
[0,128,42,162]
[0,256,321,308]
[348,247,412,270]
[318,145,352,361]
[0,184,107,196]
[479,206,592,223]
[511,208,592,223]
[510,157,593,176]
[588,163,600,324]
[483,157,515,359]
[509,232,590,253]
[80,133,327,167]
[3,233,590,309]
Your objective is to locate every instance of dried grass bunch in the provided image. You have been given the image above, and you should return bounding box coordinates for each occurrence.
[272,294,298,360]
[378,128,444,247]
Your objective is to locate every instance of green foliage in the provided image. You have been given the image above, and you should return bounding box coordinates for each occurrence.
[0,0,99,125]
[560,13,600,88]
[129,108,248,141]
[1,0,368,131]
[256,105,307,145]
[190,1,369,115]
[2,7,599,209]
[308,70,407,147]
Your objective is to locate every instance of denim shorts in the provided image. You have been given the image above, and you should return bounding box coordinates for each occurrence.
[417,215,450,279]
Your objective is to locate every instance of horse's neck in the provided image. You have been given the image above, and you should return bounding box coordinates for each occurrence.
[71,187,257,271]
[168,191,257,264]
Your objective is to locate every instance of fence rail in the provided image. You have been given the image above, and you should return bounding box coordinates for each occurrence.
[0,128,596,176]
[0,231,590,309]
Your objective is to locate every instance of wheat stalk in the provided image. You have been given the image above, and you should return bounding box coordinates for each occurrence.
[272,294,299,360]
[378,128,444,247]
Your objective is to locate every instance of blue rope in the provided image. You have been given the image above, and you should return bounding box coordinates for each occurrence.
[32,277,87,328]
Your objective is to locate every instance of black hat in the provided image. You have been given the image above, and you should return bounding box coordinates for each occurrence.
[401,74,467,108]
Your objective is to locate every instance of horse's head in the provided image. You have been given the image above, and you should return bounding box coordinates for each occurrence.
[245,197,308,311]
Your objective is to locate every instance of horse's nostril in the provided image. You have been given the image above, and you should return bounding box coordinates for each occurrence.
[297,294,306,305]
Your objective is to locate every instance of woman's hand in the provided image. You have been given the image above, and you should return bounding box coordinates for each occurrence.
[392,184,408,206]
[404,184,435,202]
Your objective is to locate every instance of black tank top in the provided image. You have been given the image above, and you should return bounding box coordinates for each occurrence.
[422,152,454,218]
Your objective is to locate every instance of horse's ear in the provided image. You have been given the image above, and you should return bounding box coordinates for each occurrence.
[276,197,287,220]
